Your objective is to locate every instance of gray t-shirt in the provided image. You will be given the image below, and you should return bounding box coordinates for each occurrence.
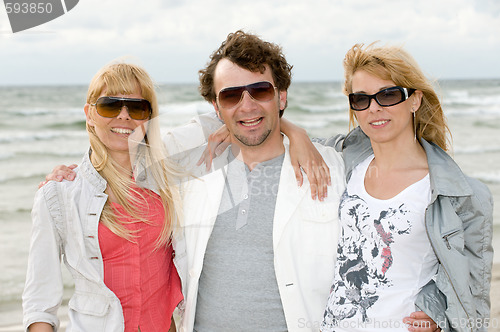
[194,150,287,332]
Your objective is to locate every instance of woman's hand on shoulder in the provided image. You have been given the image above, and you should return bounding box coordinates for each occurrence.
[38,164,78,188]
[281,118,331,201]
[197,124,230,171]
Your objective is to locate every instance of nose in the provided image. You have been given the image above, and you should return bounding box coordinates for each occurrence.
[116,106,131,120]
[238,91,258,110]
[367,96,381,113]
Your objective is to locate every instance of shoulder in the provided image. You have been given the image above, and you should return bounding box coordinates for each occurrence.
[465,175,493,212]
[37,167,85,205]
[312,142,345,175]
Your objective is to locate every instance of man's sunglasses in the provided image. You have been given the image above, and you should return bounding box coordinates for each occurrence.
[216,81,277,109]
[91,96,152,120]
[349,86,416,111]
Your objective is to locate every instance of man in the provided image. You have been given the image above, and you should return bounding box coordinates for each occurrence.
[165,30,345,332]
[44,30,440,332]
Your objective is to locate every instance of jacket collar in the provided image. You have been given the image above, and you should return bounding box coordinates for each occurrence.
[79,148,108,193]
[341,127,473,199]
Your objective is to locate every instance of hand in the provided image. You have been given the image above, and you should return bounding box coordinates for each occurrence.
[403,311,441,332]
[280,118,331,201]
[197,124,230,171]
[289,136,331,201]
[168,316,177,332]
[38,164,78,188]
[27,322,54,332]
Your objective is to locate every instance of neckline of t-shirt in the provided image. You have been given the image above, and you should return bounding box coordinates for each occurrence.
[359,154,430,203]
[227,148,285,173]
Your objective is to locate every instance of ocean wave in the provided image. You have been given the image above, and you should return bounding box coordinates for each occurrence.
[291,103,348,114]
[47,119,87,130]
[0,150,83,163]
[5,106,82,117]
[445,107,500,117]
[444,94,500,108]
[0,172,55,184]
[0,131,86,144]
[473,171,500,184]
[159,101,212,115]
[454,146,500,154]
[0,153,15,161]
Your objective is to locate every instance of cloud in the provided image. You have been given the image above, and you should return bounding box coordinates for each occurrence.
[0,0,499,85]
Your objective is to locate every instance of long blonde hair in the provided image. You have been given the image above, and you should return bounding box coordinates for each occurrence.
[343,43,451,151]
[86,61,181,247]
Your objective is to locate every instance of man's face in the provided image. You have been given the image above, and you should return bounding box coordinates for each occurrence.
[212,59,287,151]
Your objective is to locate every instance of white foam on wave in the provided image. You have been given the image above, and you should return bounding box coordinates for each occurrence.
[0,153,14,161]
[454,146,500,154]
[0,131,85,144]
[472,170,500,184]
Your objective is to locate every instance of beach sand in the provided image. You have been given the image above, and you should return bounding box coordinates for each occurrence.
[490,263,500,332]
[1,264,499,332]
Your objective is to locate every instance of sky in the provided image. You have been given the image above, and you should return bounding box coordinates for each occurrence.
[1,0,499,85]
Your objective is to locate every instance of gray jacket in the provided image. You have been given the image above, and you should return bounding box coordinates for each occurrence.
[318,127,494,332]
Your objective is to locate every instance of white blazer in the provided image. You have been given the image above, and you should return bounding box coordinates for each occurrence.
[164,118,346,332]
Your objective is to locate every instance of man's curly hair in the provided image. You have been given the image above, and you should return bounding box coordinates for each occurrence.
[199,30,292,115]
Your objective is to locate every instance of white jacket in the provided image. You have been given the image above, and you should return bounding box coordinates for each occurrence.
[164,116,346,332]
[22,151,125,331]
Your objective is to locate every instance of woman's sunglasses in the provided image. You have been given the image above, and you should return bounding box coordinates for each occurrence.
[349,86,416,111]
[216,81,277,109]
[91,96,152,120]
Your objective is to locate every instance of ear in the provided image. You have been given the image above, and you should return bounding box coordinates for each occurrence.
[84,103,94,127]
[278,90,287,111]
[412,90,423,112]
[212,100,223,122]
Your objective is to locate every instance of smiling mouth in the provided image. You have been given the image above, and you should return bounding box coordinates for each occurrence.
[111,128,134,134]
[239,117,263,127]
[371,120,389,126]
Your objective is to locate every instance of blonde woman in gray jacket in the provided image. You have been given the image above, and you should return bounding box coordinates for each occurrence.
[279,44,493,332]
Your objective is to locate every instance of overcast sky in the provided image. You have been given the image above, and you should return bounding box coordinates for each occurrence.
[1,0,499,85]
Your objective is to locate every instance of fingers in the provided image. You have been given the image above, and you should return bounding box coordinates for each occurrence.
[215,140,230,157]
[197,126,230,170]
[315,162,331,201]
[301,160,333,201]
[305,162,319,201]
[403,311,440,332]
[45,164,77,182]
[290,154,304,187]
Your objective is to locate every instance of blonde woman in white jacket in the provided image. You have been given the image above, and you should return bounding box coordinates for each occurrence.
[23,61,183,332]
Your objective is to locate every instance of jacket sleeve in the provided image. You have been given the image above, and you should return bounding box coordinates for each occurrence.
[415,280,450,332]
[312,134,346,153]
[462,177,494,329]
[22,185,64,331]
[417,177,494,332]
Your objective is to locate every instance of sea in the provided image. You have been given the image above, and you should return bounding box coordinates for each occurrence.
[1,80,499,330]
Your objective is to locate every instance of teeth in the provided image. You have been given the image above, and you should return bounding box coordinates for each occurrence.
[371,120,388,126]
[111,128,133,134]
[240,118,262,127]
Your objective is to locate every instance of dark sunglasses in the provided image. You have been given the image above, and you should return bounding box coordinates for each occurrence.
[91,96,152,120]
[349,86,416,111]
[217,81,277,109]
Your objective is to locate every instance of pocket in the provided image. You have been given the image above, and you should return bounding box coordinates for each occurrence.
[441,227,464,252]
[298,201,339,256]
[299,200,338,223]
[68,292,111,316]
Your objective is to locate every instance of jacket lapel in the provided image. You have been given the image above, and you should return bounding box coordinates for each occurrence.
[272,144,309,250]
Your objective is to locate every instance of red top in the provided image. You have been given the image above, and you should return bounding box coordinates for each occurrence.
[98,187,183,332]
